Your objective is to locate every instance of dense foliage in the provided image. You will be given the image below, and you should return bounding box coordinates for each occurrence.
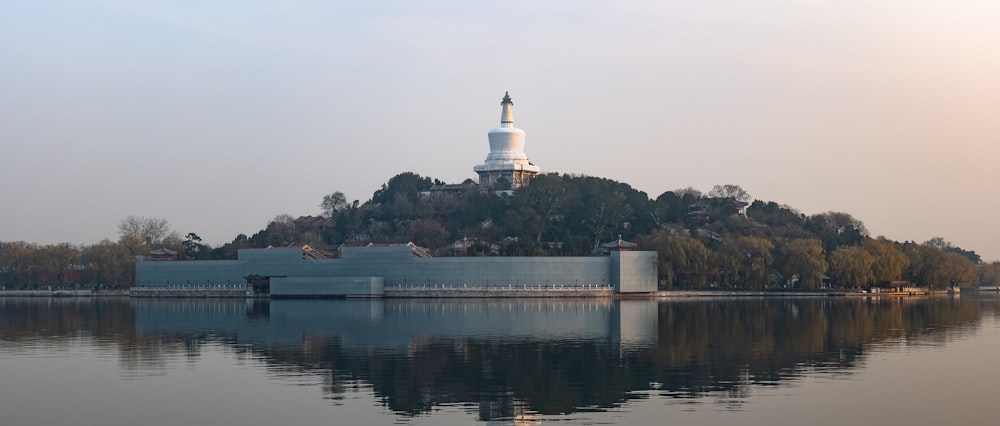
[1,173,996,290]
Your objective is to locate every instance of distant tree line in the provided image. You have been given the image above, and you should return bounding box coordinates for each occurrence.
[2,173,998,290]
[0,216,204,289]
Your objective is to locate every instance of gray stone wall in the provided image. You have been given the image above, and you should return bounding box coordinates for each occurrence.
[392,256,611,287]
[135,259,246,287]
[135,246,658,295]
[611,251,657,293]
[271,276,383,297]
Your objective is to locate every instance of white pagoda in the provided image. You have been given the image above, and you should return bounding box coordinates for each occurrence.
[473,92,540,189]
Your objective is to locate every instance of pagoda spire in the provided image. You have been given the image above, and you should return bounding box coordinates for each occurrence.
[500,91,514,128]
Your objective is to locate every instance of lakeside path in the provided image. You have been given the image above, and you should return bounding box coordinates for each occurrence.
[0,290,128,297]
[649,290,862,298]
[385,288,867,298]
[4,289,956,298]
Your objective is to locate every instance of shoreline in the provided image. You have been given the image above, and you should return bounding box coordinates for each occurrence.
[2,288,974,299]
[0,289,129,297]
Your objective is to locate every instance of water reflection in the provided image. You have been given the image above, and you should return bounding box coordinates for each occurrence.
[0,296,992,420]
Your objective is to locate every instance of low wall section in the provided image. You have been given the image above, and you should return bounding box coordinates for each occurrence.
[271,276,383,297]
[135,246,657,295]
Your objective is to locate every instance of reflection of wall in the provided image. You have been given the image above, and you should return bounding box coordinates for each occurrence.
[136,246,658,294]
[611,300,658,351]
[133,299,658,350]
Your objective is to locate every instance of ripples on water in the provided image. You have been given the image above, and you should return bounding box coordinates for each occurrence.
[2,296,999,425]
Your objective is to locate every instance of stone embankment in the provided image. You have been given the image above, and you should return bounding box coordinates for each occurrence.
[653,290,860,298]
[0,289,95,297]
[113,287,874,299]
[130,286,251,298]
[385,285,614,298]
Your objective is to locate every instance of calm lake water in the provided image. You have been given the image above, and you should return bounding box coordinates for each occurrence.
[2,296,999,425]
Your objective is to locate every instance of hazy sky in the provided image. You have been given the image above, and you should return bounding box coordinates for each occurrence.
[3,1,999,260]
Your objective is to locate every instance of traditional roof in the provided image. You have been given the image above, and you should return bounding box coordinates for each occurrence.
[147,247,179,261]
[422,182,480,194]
[338,241,433,258]
[600,235,638,250]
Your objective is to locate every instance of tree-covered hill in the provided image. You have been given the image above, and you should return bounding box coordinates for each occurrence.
[2,172,998,290]
[207,172,992,291]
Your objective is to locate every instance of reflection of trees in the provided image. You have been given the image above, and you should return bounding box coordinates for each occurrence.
[255,298,985,415]
[644,298,980,398]
[0,298,229,373]
[0,297,990,417]
[0,298,136,343]
[256,337,635,416]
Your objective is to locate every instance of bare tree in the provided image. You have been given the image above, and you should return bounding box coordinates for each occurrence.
[118,216,172,246]
[266,214,297,246]
[320,191,349,217]
[923,237,950,250]
[708,184,752,203]
[673,187,703,199]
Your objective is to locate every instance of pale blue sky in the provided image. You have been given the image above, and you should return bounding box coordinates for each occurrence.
[2,1,999,259]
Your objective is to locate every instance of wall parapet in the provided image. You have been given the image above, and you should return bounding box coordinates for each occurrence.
[385,286,613,298]
[130,286,250,298]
